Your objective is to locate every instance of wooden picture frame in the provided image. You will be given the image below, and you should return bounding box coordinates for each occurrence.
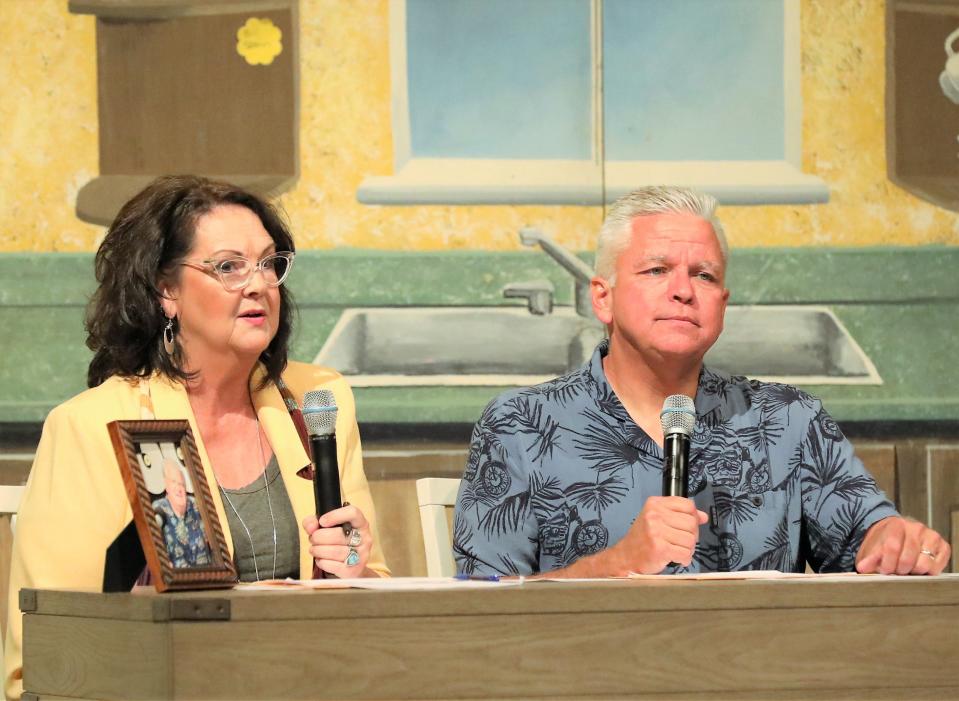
[107,420,236,592]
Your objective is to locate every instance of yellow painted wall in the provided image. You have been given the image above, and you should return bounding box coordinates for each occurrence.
[0,0,98,251]
[1,0,956,253]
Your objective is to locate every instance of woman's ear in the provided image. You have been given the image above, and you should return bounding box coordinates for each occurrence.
[158,283,178,320]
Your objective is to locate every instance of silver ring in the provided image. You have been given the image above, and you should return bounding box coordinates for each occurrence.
[348,528,362,548]
[345,547,360,567]
[920,548,937,559]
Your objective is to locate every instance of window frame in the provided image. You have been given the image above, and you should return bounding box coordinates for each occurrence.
[357,0,827,206]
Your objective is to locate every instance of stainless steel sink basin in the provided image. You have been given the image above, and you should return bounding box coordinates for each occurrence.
[706,305,881,385]
[314,307,604,386]
[313,305,881,387]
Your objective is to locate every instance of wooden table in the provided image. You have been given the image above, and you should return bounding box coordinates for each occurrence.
[20,577,959,700]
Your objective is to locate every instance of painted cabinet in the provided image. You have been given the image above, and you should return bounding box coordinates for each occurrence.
[67,0,298,224]
[887,0,959,210]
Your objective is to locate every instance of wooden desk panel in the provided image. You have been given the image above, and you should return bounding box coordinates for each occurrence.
[21,579,959,700]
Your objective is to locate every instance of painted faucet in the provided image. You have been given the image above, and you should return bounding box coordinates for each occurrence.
[517,228,595,318]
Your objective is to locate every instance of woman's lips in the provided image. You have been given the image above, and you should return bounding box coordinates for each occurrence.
[238,310,267,326]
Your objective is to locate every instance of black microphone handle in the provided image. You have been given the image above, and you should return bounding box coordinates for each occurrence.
[310,433,342,518]
[662,431,690,498]
[663,431,691,570]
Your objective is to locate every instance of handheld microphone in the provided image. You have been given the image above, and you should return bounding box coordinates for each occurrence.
[302,390,342,519]
[660,395,696,498]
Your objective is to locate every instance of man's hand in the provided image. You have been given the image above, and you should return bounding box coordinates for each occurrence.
[606,496,709,575]
[855,516,951,575]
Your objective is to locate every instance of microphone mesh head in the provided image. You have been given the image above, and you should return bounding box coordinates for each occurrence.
[660,394,696,436]
[303,389,337,437]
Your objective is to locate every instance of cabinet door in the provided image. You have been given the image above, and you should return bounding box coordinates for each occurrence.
[853,442,899,508]
[928,444,959,552]
[69,1,298,224]
[887,0,959,211]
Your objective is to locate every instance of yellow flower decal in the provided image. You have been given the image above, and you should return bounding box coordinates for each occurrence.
[236,17,283,66]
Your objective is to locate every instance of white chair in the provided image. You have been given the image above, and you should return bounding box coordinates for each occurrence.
[415,478,461,577]
[0,485,24,533]
[0,484,25,663]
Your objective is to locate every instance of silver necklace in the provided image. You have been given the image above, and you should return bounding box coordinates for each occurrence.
[220,415,277,581]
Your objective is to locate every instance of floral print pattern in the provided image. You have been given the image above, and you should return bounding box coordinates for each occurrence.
[153,496,212,568]
[454,341,897,576]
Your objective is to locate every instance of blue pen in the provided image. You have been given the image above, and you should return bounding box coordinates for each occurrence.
[454,573,500,581]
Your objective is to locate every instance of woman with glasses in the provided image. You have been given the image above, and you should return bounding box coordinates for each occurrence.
[5,176,389,698]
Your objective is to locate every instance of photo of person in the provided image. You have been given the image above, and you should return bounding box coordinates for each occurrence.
[150,455,212,569]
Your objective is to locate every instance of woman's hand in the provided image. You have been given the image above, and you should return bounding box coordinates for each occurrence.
[302,503,376,578]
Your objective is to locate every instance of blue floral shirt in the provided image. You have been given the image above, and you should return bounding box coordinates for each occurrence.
[153,495,213,568]
[454,341,898,576]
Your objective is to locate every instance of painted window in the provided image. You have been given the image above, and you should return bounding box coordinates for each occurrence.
[358,0,827,206]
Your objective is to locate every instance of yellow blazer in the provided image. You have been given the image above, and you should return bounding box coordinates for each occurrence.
[3,361,388,700]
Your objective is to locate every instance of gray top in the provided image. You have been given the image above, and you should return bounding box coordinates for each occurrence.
[219,455,299,582]
[454,340,898,576]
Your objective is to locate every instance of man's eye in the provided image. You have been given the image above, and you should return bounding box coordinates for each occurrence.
[644,267,667,276]
[697,271,717,282]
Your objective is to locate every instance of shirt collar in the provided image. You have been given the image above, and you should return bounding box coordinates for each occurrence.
[585,339,633,426]
[585,339,733,455]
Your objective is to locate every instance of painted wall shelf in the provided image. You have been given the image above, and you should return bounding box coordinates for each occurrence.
[68,1,292,20]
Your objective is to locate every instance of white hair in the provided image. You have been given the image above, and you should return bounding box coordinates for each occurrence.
[594,186,729,283]
[162,457,186,484]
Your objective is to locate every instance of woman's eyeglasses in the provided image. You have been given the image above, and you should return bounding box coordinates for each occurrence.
[180,251,295,291]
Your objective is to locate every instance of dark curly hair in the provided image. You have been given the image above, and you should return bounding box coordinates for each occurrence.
[85,175,296,389]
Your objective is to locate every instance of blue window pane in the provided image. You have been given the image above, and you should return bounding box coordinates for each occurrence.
[603,0,785,161]
[407,0,592,159]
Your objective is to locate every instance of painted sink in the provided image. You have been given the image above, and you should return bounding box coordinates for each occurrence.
[313,305,881,387]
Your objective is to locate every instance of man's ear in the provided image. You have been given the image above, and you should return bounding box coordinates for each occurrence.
[591,276,614,325]
[717,286,730,333]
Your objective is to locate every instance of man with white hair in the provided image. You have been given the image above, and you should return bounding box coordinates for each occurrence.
[454,186,949,577]
[153,457,212,568]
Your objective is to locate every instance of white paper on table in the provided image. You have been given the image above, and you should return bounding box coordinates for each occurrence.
[625,570,959,582]
[532,571,959,583]
[628,570,811,581]
[235,572,959,591]
[235,578,352,591]
[345,576,525,591]
[529,571,810,583]
[236,576,525,592]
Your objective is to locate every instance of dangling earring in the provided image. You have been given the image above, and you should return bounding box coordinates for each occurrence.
[163,317,176,355]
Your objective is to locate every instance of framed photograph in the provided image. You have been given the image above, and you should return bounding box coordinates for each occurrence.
[108,420,236,591]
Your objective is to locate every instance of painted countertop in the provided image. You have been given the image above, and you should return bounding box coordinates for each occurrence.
[1,247,957,425]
